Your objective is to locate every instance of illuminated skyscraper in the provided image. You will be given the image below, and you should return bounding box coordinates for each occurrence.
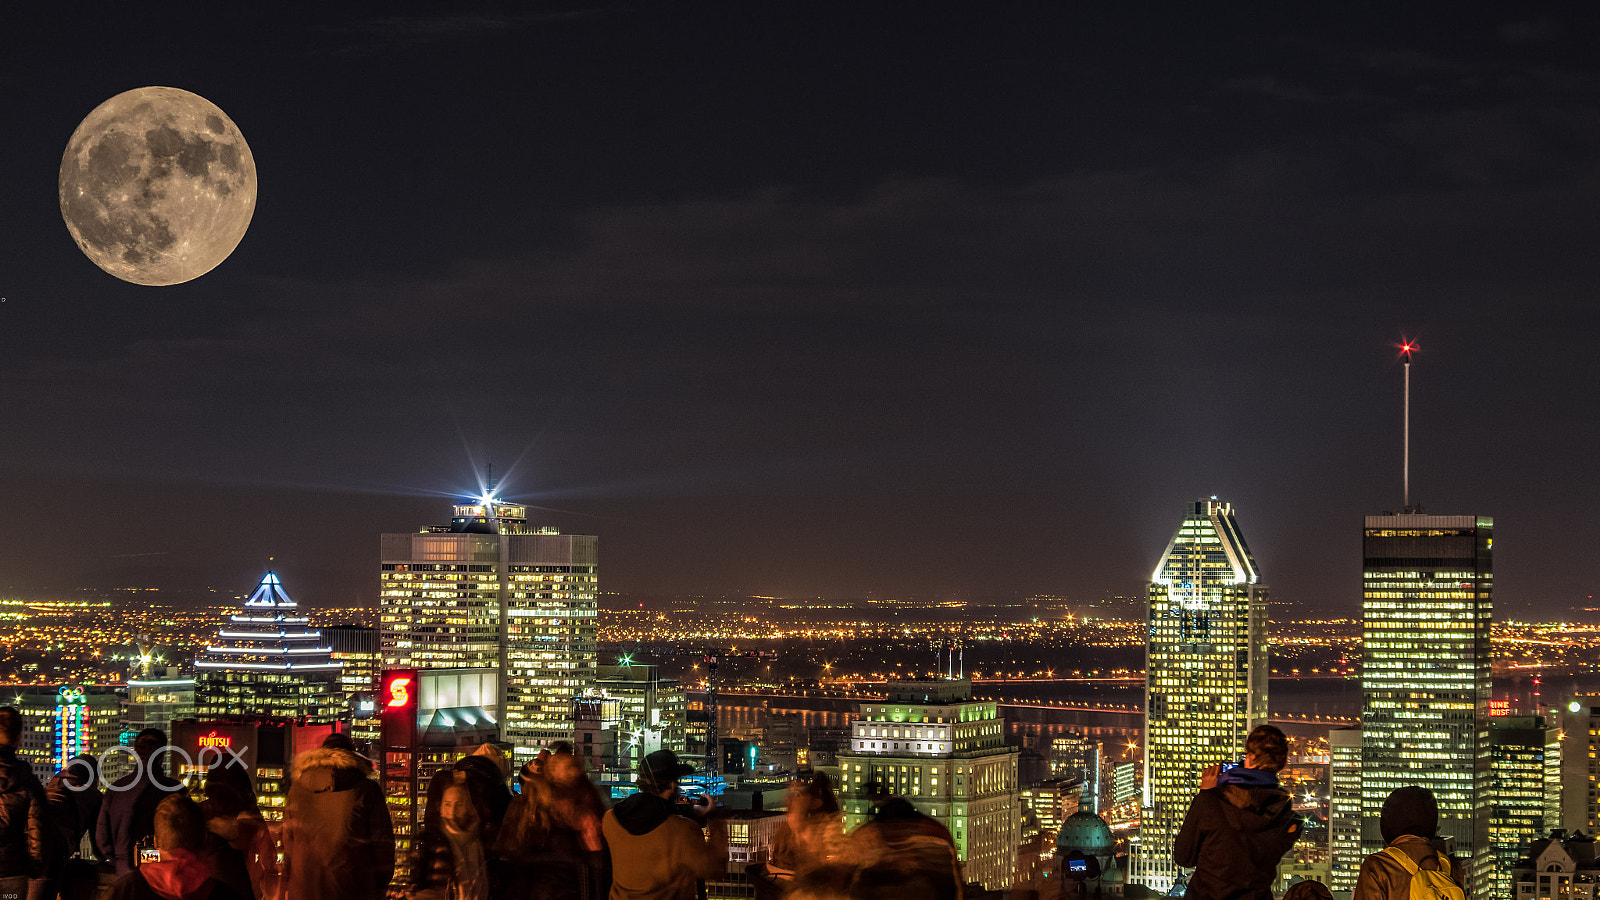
[1361,513,1492,893]
[380,498,598,760]
[1134,498,1268,890]
[1488,716,1558,900]
[1327,728,1363,893]
[194,571,343,723]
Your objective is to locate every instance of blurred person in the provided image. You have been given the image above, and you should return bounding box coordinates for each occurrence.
[768,773,844,879]
[453,750,513,851]
[1173,724,1302,900]
[199,760,277,900]
[106,794,244,900]
[497,745,609,900]
[1282,882,1334,900]
[471,744,513,781]
[97,728,176,877]
[409,773,489,900]
[280,736,394,900]
[38,754,101,900]
[1352,786,1464,900]
[843,785,960,900]
[601,750,726,900]
[0,707,48,899]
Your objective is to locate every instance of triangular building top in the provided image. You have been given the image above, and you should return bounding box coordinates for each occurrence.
[244,571,296,608]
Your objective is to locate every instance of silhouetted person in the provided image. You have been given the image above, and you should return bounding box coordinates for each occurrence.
[602,750,726,900]
[843,785,961,900]
[1352,786,1465,900]
[769,773,844,878]
[281,738,394,900]
[107,794,244,900]
[1173,724,1302,900]
[199,758,276,900]
[453,749,513,851]
[38,753,101,900]
[97,728,176,877]
[497,744,609,900]
[1282,881,1334,900]
[0,707,48,898]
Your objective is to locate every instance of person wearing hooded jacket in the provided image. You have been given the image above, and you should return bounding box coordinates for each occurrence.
[0,707,48,897]
[280,736,394,900]
[1352,786,1465,900]
[107,794,245,900]
[1173,724,1303,900]
[601,750,726,900]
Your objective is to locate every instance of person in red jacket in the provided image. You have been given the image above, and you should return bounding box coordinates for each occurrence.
[107,794,245,900]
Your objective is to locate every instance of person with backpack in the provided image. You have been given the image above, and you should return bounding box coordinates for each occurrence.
[1352,785,1465,900]
[1172,724,1303,899]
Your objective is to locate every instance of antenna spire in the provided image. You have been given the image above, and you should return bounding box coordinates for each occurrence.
[1399,339,1418,512]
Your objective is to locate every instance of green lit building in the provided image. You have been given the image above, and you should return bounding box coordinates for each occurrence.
[837,679,1019,891]
[1361,513,1492,894]
[1135,498,1268,890]
[380,498,598,762]
[1488,715,1558,900]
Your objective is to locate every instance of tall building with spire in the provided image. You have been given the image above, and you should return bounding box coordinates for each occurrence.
[1361,512,1492,894]
[1134,498,1269,889]
[380,497,598,761]
[195,571,344,723]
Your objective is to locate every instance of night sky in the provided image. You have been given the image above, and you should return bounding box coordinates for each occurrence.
[2,4,1596,616]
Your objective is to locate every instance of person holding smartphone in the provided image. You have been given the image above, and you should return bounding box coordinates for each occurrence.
[1172,724,1302,899]
[601,750,727,900]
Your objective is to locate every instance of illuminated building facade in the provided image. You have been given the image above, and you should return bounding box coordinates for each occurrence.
[195,572,343,723]
[1328,728,1363,893]
[378,668,506,851]
[326,624,381,745]
[1136,498,1268,889]
[1488,716,1558,900]
[169,717,338,822]
[121,676,196,741]
[14,685,122,782]
[595,662,687,764]
[1559,695,1600,834]
[837,679,1020,891]
[380,500,598,760]
[1361,514,1492,893]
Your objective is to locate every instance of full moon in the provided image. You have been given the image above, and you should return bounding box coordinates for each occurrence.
[59,86,256,286]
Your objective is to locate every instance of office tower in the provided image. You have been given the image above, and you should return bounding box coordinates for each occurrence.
[1135,498,1268,889]
[837,679,1020,890]
[1020,777,1082,842]
[195,571,343,723]
[122,674,195,742]
[1559,695,1600,833]
[381,498,598,760]
[1361,513,1492,892]
[1050,733,1101,812]
[1489,716,1558,900]
[595,661,688,766]
[14,685,122,782]
[1328,728,1363,893]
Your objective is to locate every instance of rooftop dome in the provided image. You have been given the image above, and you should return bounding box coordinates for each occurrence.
[1056,810,1115,857]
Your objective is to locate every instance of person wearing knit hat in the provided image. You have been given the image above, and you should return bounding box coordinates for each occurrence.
[1352,786,1465,900]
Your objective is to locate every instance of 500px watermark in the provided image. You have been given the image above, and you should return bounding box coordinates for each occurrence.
[61,745,248,792]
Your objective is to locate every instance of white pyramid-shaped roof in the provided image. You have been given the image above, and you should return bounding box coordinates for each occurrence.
[244,571,296,608]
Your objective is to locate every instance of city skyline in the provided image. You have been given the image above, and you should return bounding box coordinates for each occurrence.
[3,5,1599,618]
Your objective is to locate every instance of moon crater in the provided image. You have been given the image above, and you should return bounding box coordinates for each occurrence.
[59,87,256,285]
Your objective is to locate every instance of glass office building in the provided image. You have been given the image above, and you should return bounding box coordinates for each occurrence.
[1488,716,1558,900]
[194,571,344,723]
[380,499,598,761]
[1361,513,1492,894]
[1135,498,1268,890]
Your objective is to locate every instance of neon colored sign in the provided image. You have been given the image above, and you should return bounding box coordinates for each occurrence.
[386,676,413,708]
[1488,700,1510,717]
[197,730,232,749]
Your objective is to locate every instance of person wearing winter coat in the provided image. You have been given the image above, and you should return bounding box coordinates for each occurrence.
[280,742,394,900]
[497,746,610,900]
[601,750,726,900]
[409,772,491,900]
[37,754,102,900]
[1352,786,1465,900]
[0,707,50,897]
[106,794,245,900]
[1173,724,1303,900]
[97,729,178,877]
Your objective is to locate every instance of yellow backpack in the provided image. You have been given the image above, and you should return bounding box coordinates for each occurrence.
[1380,846,1466,900]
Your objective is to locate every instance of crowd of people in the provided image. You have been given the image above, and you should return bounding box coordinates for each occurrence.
[0,705,1472,900]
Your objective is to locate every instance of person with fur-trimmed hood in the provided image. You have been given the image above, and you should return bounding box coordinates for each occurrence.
[280,733,394,900]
